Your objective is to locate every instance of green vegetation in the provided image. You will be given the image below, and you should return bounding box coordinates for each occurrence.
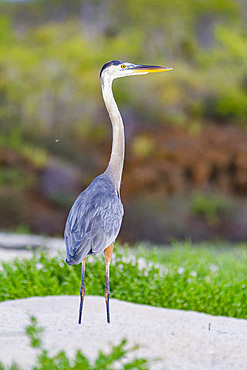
[0,243,246,319]
[1,0,247,240]
[190,192,234,226]
[0,0,247,144]
[0,316,148,370]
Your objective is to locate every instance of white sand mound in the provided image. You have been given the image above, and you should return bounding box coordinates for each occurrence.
[0,295,246,369]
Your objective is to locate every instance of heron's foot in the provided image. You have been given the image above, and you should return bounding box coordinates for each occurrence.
[105,291,110,323]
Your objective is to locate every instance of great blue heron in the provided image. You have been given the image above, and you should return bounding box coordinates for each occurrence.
[64,60,172,324]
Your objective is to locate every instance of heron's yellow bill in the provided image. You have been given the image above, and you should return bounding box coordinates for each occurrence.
[133,65,173,74]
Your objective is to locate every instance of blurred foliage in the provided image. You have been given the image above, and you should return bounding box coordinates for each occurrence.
[190,192,234,226]
[0,0,246,161]
[0,0,247,239]
[0,0,247,140]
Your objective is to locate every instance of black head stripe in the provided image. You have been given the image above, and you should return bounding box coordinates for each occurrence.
[100,60,123,77]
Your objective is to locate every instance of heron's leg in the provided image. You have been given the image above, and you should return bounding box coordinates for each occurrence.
[104,243,114,323]
[78,257,86,324]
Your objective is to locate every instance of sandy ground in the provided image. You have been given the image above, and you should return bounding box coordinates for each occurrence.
[0,295,247,370]
[0,234,247,369]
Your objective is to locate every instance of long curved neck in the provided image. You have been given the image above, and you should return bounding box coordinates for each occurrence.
[101,77,125,192]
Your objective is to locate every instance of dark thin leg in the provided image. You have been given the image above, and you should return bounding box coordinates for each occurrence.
[104,243,114,324]
[78,258,86,324]
[105,265,110,323]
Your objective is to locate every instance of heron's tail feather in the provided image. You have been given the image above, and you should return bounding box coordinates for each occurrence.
[65,238,92,265]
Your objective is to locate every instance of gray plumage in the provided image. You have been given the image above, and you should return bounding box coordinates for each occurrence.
[65,173,124,265]
[64,60,172,324]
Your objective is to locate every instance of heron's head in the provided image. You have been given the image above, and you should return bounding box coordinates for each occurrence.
[100,60,172,84]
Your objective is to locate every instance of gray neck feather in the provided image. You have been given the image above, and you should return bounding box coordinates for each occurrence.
[101,76,125,192]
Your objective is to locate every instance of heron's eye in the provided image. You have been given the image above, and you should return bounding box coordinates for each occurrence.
[121,64,126,69]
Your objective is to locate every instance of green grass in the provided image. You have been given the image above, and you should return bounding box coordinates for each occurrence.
[0,242,246,319]
[0,316,148,370]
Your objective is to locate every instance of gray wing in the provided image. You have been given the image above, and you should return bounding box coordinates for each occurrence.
[64,173,124,265]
